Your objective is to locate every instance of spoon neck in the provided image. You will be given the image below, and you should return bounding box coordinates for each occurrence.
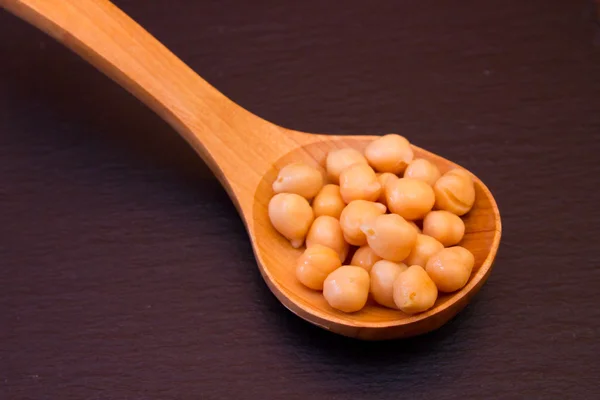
[3,0,300,202]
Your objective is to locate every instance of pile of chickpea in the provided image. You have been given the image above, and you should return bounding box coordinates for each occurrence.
[268,134,476,314]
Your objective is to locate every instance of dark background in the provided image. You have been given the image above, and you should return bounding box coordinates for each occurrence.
[1,0,600,399]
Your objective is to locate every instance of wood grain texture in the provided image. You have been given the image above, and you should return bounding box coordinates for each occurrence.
[1,0,600,398]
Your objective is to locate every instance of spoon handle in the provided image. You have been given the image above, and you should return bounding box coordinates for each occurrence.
[1,0,294,204]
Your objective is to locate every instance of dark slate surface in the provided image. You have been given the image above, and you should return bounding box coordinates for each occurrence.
[1,1,600,398]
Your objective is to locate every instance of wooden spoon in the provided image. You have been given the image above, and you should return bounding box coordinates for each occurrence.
[1,0,501,340]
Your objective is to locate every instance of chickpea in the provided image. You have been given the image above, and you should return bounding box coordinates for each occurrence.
[370,260,407,309]
[404,158,441,186]
[268,193,314,248]
[425,246,474,293]
[423,210,465,247]
[339,163,382,203]
[296,245,342,290]
[393,265,438,314]
[386,178,435,220]
[433,169,475,216]
[272,162,323,200]
[361,213,417,262]
[350,245,382,272]
[404,234,444,267]
[339,200,386,246]
[323,265,370,312]
[376,172,398,206]
[364,134,414,174]
[312,184,345,219]
[326,148,368,184]
[448,245,475,271]
[306,216,349,262]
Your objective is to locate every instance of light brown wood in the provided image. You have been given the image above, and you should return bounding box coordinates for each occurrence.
[1,0,502,340]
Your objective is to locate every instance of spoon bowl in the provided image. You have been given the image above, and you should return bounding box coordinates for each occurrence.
[253,134,500,339]
[1,0,501,340]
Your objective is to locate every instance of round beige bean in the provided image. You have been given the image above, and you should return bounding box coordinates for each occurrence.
[423,210,465,247]
[376,172,398,206]
[425,246,474,293]
[268,193,314,248]
[370,260,407,309]
[393,265,438,314]
[296,245,342,290]
[404,158,441,186]
[386,178,435,220]
[312,184,345,219]
[350,245,382,272]
[339,163,381,203]
[326,148,368,184]
[339,200,386,246]
[361,213,417,262]
[448,245,475,271]
[404,234,444,267]
[364,134,414,174]
[272,162,323,199]
[323,265,370,312]
[433,169,475,216]
[306,216,349,262]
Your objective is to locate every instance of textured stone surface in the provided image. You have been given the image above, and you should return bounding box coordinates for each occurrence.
[1,0,600,398]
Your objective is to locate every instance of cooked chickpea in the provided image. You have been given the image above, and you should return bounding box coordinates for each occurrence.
[350,245,382,272]
[404,234,444,267]
[404,158,441,186]
[448,245,475,271]
[433,169,475,216]
[393,265,438,314]
[386,178,435,220]
[339,200,386,246]
[306,216,349,262]
[361,213,417,262]
[268,193,314,248]
[323,265,370,312]
[364,134,414,174]
[376,172,398,206]
[425,246,474,293]
[326,148,368,184]
[339,163,381,203]
[272,162,323,199]
[296,245,342,290]
[370,260,407,309]
[312,184,345,219]
[423,210,465,247]
[268,143,478,313]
